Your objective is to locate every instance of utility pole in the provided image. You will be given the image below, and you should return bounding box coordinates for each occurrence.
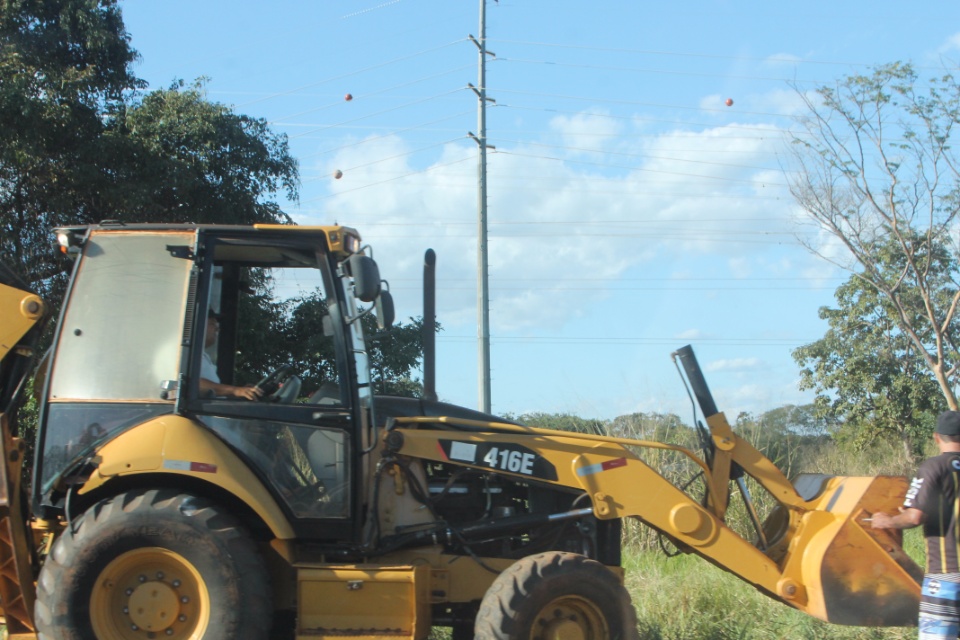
[468,0,495,414]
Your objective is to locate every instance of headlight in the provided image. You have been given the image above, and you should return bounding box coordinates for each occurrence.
[56,230,81,256]
[343,232,360,254]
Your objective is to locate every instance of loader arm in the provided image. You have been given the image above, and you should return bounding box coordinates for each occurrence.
[387,412,922,627]
[0,280,47,638]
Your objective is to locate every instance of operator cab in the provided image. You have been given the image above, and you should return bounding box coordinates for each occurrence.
[35,224,390,541]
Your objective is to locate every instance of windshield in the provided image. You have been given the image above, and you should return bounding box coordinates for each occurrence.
[39,231,192,494]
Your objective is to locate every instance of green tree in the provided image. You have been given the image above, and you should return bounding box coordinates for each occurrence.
[0,0,142,297]
[789,62,960,412]
[733,405,832,477]
[104,79,298,225]
[235,285,431,399]
[365,315,430,397]
[792,235,949,460]
[1,2,299,308]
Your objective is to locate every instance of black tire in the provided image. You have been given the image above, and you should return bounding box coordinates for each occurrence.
[35,488,271,640]
[474,551,639,640]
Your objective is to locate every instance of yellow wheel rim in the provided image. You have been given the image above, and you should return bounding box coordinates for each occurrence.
[530,595,609,640]
[90,547,211,640]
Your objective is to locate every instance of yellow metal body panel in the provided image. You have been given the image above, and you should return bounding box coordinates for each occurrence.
[0,283,44,364]
[79,415,295,539]
[253,223,360,257]
[375,550,517,603]
[296,564,429,640]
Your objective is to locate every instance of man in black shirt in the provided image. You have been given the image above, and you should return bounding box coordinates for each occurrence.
[873,410,960,639]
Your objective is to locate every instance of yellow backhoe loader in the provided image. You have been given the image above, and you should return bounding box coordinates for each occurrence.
[0,222,921,639]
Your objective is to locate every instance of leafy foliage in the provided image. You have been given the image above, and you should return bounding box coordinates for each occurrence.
[0,0,142,298]
[1,1,298,309]
[508,412,607,434]
[793,234,952,460]
[103,79,298,225]
[365,315,432,397]
[232,283,429,399]
[0,0,427,455]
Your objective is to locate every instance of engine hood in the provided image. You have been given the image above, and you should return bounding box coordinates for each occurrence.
[374,395,520,428]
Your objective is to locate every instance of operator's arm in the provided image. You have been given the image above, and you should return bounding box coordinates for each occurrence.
[871,507,924,530]
[200,378,263,401]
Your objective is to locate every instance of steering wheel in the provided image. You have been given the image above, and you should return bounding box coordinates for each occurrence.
[255,364,296,401]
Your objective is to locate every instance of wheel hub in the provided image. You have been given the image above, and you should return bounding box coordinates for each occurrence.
[540,618,586,640]
[128,580,180,631]
[90,548,208,640]
[533,597,607,640]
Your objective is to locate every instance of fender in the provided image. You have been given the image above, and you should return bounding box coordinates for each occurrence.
[79,414,295,539]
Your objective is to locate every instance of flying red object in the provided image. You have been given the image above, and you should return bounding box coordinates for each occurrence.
[725,98,734,107]
[334,170,343,179]
[345,93,353,101]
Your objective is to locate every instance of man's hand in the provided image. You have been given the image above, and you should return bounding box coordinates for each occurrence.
[871,507,924,530]
[229,384,263,401]
[200,377,264,400]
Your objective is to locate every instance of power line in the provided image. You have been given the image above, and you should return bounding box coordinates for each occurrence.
[496,150,790,186]
[238,39,468,108]
[486,39,955,71]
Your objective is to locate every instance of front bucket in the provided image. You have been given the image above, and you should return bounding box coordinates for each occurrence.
[783,475,922,626]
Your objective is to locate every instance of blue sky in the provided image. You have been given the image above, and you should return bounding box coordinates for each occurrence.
[119,1,960,421]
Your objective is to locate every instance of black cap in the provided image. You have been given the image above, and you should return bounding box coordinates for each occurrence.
[936,411,960,436]
[208,308,221,320]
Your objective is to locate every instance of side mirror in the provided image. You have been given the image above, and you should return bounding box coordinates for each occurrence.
[349,255,381,302]
[376,290,395,329]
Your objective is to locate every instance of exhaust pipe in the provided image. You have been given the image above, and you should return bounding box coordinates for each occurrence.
[422,249,437,402]
[673,344,717,418]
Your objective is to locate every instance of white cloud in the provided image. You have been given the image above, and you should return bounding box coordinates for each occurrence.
[728,257,751,278]
[705,357,763,373]
[301,107,801,337]
[763,53,804,68]
[675,328,713,340]
[938,32,960,54]
[548,110,623,156]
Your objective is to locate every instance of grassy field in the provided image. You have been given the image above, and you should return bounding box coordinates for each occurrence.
[622,546,918,640]
[429,535,922,640]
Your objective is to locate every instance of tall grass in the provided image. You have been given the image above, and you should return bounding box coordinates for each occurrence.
[623,545,917,640]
